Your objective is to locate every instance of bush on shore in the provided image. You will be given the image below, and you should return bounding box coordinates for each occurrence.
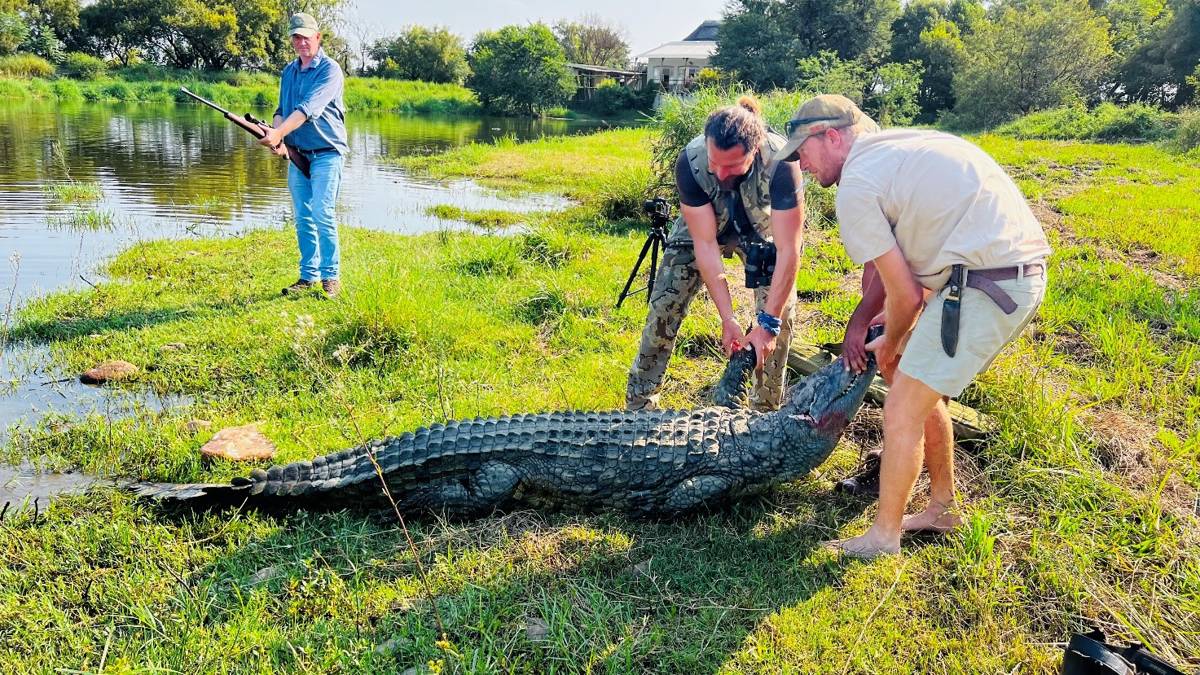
[0,69,481,115]
[993,102,1178,142]
[0,53,52,78]
[58,52,108,80]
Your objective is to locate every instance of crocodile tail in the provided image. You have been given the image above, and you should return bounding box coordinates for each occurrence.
[128,481,255,507]
[713,346,757,408]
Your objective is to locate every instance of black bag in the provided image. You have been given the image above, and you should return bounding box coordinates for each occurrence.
[1062,630,1185,675]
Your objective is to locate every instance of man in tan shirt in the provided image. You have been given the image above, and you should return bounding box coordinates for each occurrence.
[775,95,1050,558]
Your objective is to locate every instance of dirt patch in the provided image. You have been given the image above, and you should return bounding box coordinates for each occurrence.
[1082,407,1155,477]
[1051,328,1105,366]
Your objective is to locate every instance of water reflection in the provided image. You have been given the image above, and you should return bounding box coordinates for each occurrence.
[0,101,599,438]
[0,101,591,305]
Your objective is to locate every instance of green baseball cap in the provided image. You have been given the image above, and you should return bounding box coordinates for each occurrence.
[774,94,879,162]
[289,12,320,38]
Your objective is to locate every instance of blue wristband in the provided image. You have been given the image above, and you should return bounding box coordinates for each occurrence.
[756,310,782,336]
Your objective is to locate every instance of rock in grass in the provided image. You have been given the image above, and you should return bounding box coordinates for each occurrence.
[185,419,213,435]
[246,565,280,587]
[525,616,550,642]
[80,360,139,384]
[200,424,276,462]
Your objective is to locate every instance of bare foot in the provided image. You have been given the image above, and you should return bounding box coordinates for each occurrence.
[901,506,963,534]
[822,532,900,559]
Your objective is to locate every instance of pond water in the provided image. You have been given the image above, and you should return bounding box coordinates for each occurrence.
[0,99,601,488]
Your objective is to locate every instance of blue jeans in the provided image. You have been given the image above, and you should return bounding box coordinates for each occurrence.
[287,150,343,281]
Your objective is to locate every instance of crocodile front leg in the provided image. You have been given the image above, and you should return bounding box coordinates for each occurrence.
[662,474,736,514]
[396,461,522,516]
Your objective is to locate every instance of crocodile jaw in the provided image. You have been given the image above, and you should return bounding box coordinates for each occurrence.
[784,357,877,440]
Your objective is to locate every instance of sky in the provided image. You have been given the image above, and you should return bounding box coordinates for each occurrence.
[349,0,727,57]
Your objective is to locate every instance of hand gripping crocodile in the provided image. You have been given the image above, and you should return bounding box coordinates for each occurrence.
[132,330,880,517]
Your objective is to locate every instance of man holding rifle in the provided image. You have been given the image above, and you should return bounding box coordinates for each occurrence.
[259,12,348,298]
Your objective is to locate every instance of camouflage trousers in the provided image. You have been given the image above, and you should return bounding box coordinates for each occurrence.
[625,235,796,411]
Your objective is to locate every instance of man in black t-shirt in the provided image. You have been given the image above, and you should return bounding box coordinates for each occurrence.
[626,99,805,411]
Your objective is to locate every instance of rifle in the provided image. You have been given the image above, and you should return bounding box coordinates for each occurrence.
[180,86,311,179]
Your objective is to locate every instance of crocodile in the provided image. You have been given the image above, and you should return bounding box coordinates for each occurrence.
[131,336,879,517]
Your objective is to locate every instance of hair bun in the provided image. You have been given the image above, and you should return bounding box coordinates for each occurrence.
[736,95,761,116]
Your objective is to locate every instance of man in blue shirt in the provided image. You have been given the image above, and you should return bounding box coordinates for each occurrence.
[259,12,348,298]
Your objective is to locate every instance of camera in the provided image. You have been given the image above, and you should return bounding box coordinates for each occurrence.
[742,238,776,289]
[643,197,672,226]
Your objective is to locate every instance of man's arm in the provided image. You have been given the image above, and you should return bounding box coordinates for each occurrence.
[743,204,803,367]
[866,246,924,377]
[742,161,804,368]
[842,261,884,373]
[681,202,743,356]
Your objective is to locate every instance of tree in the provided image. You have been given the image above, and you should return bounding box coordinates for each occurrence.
[77,0,165,65]
[951,0,1115,128]
[889,0,981,120]
[552,14,629,68]
[0,12,28,55]
[711,0,798,88]
[714,0,901,89]
[795,50,922,124]
[367,25,469,83]
[1117,0,1200,107]
[867,61,923,125]
[468,24,575,115]
[0,0,79,61]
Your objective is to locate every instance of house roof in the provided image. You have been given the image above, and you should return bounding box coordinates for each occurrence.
[684,20,720,41]
[636,41,717,61]
[566,63,643,77]
[636,20,721,60]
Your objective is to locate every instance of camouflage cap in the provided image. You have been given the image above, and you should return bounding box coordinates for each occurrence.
[289,12,320,38]
[774,94,879,162]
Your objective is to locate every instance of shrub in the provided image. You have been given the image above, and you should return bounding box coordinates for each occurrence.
[1175,107,1200,152]
[59,52,108,80]
[694,68,725,87]
[591,78,634,116]
[102,80,132,101]
[993,103,1178,142]
[50,78,81,101]
[1090,102,1175,141]
[0,53,53,78]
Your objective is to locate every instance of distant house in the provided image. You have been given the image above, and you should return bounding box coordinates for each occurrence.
[566,63,645,101]
[636,21,719,92]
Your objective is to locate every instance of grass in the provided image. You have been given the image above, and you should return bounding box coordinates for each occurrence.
[993,102,1179,142]
[424,205,527,230]
[2,126,1198,672]
[44,180,103,204]
[0,71,480,115]
[48,208,118,231]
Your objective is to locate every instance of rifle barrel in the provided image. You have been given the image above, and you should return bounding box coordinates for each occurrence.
[179,87,238,119]
[179,86,312,179]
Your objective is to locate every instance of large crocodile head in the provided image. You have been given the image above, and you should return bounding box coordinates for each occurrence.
[782,325,883,440]
[779,354,877,440]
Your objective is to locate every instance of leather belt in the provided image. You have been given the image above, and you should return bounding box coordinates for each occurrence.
[941,262,1045,357]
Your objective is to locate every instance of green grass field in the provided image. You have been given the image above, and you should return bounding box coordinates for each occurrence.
[2,127,1197,672]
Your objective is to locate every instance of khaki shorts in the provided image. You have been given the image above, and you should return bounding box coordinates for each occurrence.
[898,271,1047,397]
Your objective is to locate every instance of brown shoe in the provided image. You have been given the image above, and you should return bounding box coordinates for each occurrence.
[835,448,882,498]
[321,279,342,297]
[282,279,317,295]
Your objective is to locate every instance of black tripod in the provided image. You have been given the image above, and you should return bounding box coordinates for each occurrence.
[616,198,672,308]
